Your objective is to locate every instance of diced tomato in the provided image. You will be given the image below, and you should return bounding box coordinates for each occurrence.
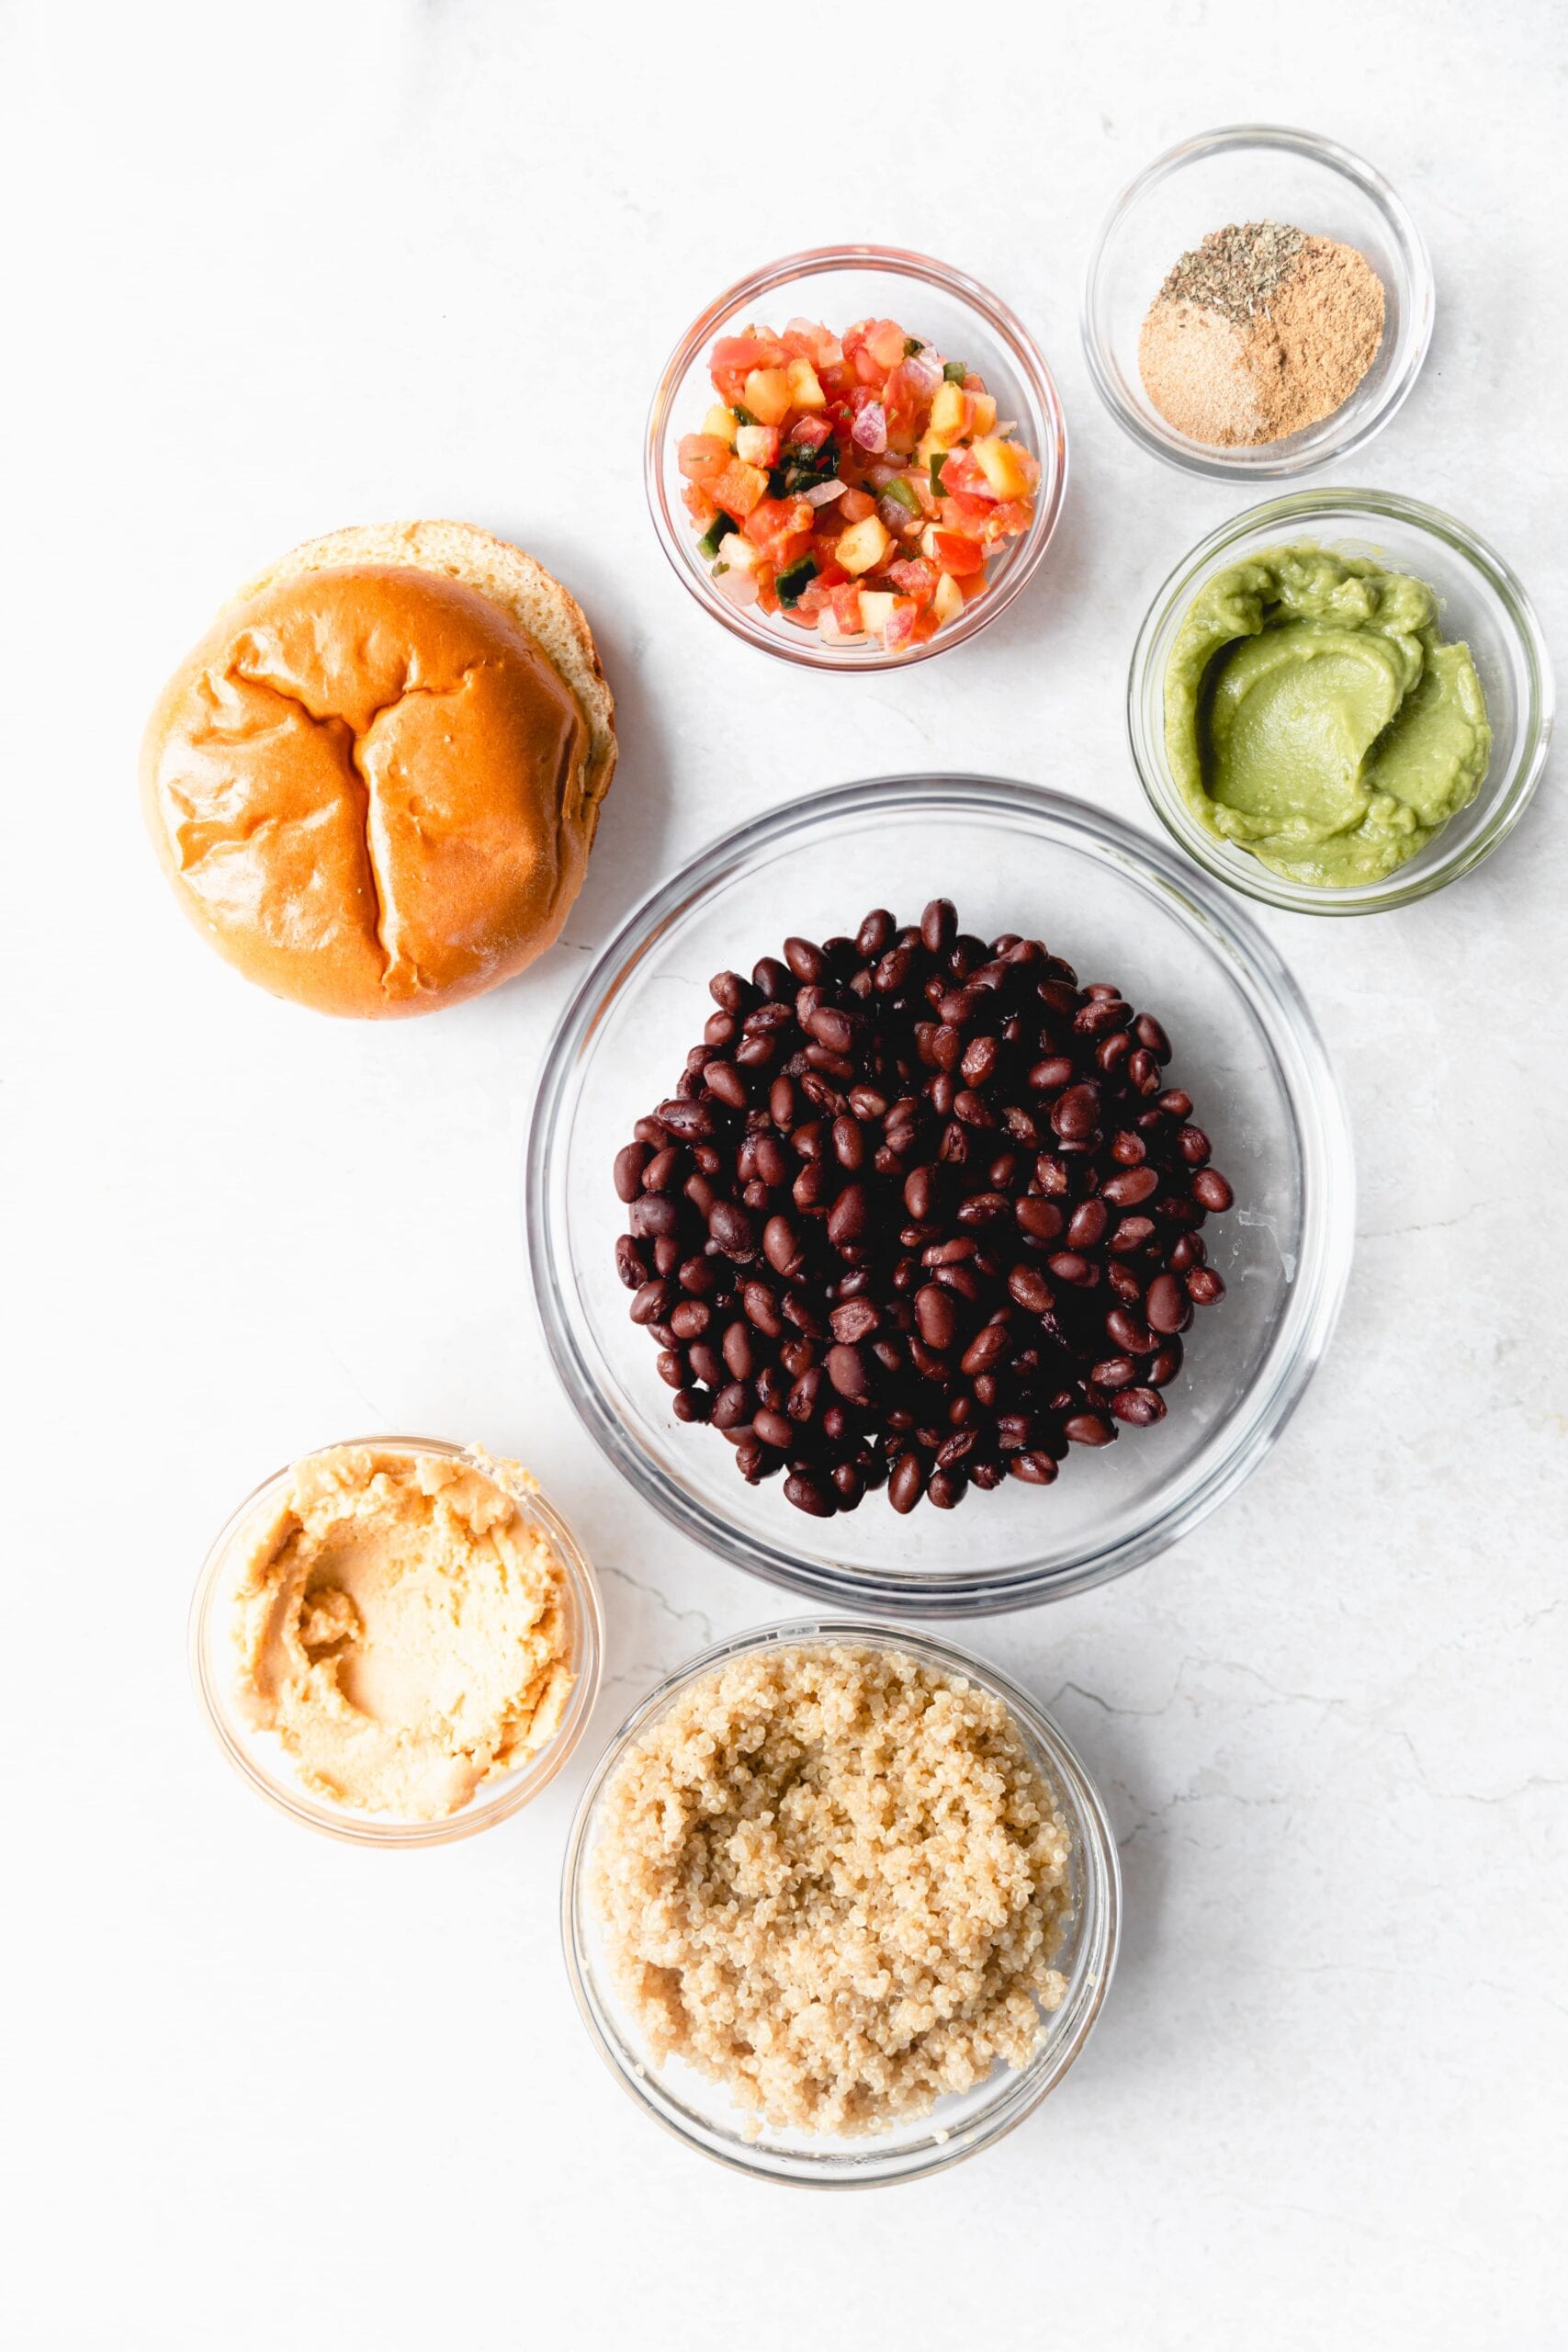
[990,499,1035,538]
[795,574,838,619]
[936,448,995,502]
[942,495,998,539]
[881,362,924,444]
[930,530,986,577]
[790,414,833,454]
[829,582,865,631]
[889,558,939,609]
[783,318,843,370]
[849,343,885,386]
[881,597,919,650]
[709,333,790,402]
[743,494,815,564]
[838,488,875,523]
[707,458,769,519]
[862,319,908,372]
[805,539,849,580]
[682,484,717,530]
[678,432,732,487]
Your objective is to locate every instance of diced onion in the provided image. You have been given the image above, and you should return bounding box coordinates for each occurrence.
[714,566,761,607]
[804,478,847,508]
[903,349,944,394]
[851,401,887,455]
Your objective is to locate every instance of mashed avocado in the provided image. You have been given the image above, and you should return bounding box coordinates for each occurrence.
[1164,546,1491,888]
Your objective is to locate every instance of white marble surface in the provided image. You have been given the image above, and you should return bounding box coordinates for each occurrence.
[5,2,1563,2344]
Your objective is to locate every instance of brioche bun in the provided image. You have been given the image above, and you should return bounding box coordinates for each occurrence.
[141,522,616,1018]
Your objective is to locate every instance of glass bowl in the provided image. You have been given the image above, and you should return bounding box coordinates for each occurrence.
[189,1435,604,1847]
[525,775,1353,1615]
[1083,125,1433,479]
[646,243,1068,670]
[1129,489,1554,915]
[560,1618,1120,2187]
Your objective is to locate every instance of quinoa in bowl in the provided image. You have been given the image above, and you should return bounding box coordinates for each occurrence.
[587,1638,1074,2138]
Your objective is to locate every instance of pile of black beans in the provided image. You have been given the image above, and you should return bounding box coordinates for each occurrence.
[613,901,1234,1519]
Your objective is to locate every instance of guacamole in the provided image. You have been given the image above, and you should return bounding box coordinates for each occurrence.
[1164,546,1491,888]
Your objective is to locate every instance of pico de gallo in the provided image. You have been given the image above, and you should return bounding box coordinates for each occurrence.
[676,316,1041,651]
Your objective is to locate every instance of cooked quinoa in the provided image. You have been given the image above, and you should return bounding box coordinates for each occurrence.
[588,1642,1074,2136]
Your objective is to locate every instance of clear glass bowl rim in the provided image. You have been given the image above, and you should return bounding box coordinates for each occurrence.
[1127,485,1555,914]
[524,772,1356,1614]
[559,1614,1122,2188]
[188,1433,604,1848]
[645,241,1069,671]
[1080,121,1435,481]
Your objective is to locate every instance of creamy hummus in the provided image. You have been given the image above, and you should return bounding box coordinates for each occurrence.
[231,1445,573,1819]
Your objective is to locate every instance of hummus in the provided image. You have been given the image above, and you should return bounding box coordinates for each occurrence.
[1164,545,1491,888]
[231,1445,573,1819]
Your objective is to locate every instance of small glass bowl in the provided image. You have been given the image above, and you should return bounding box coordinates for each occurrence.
[189,1436,604,1847]
[1083,125,1433,479]
[561,1618,1121,2187]
[525,775,1354,1615]
[646,243,1068,670]
[1129,488,1554,915]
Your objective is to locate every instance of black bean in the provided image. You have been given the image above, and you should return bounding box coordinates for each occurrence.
[620,907,1231,1517]
[1105,1307,1156,1355]
[1111,1386,1166,1427]
[627,1195,678,1240]
[1066,1198,1109,1250]
[1051,1082,1100,1140]
[1145,1272,1192,1336]
[826,1341,871,1399]
[614,1142,649,1202]
[920,898,957,953]
[1009,1451,1058,1485]
[914,1284,958,1350]
[888,1453,925,1513]
[827,1182,869,1249]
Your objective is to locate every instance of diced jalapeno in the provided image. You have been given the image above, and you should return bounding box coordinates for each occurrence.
[697,514,737,560]
[930,453,949,495]
[882,475,921,516]
[774,556,818,608]
[942,360,967,383]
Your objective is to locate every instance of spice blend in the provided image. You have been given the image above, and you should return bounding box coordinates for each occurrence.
[1139,220,1385,447]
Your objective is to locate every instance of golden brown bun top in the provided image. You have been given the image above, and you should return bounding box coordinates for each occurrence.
[142,562,596,1018]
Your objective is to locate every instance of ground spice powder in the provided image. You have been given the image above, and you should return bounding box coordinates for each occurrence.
[1139,220,1385,448]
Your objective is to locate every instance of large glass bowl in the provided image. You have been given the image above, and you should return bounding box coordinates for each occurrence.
[190,1436,604,1848]
[525,777,1354,1615]
[647,244,1068,670]
[560,1619,1120,2188]
[1083,124,1433,481]
[1129,489,1553,914]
